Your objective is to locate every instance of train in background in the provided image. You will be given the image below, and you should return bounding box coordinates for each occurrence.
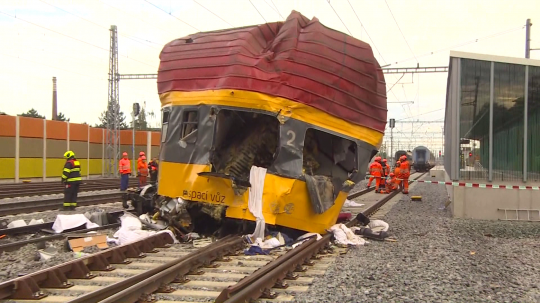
[395,150,412,165]
[412,146,436,172]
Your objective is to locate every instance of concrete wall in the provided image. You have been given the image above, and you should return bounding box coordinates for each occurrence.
[0,115,161,182]
[439,167,540,221]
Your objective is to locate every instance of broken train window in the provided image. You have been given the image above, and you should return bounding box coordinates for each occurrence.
[161,107,171,143]
[303,128,358,214]
[181,110,198,144]
[211,110,279,181]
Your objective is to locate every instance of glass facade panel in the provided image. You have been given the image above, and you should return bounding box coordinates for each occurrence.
[492,63,525,181]
[527,66,540,181]
[459,59,491,180]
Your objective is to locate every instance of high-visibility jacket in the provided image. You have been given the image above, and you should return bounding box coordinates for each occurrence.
[62,158,82,183]
[394,162,401,176]
[399,160,410,178]
[119,158,131,174]
[369,161,383,177]
[138,161,149,177]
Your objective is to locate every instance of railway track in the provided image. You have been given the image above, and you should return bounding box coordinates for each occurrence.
[0,192,124,217]
[0,172,427,303]
[0,178,138,200]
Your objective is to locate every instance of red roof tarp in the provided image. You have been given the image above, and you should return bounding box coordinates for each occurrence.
[158,11,387,133]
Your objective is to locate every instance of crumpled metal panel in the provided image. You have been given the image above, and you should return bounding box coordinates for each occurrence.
[158,10,387,133]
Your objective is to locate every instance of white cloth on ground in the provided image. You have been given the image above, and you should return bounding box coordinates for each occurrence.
[329,223,366,246]
[52,214,100,233]
[368,219,389,232]
[112,212,178,245]
[343,199,364,207]
[247,166,267,242]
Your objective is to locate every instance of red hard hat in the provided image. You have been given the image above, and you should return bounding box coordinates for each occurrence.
[400,155,407,160]
[375,156,382,161]
[141,156,146,160]
[389,173,395,177]
[139,151,145,156]
[122,152,128,156]
[382,159,387,163]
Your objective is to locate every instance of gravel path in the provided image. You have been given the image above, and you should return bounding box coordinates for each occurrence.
[293,177,540,303]
[348,179,368,195]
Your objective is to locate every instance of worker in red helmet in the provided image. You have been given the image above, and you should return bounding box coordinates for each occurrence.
[367,156,383,193]
[137,151,145,187]
[137,155,149,188]
[119,152,131,191]
[384,172,398,193]
[398,155,410,194]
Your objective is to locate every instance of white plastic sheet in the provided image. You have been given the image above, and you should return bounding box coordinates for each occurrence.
[52,214,100,233]
[329,223,366,246]
[112,213,177,245]
[247,166,267,242]
[343,199,364,207]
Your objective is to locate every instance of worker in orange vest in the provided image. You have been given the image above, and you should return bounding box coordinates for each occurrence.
[398,155,410,194]
[137,151,145,187]
[394,161,402,191]
[384,172,398,193]
[119,152,131,191]
[367,156,383,193]
[137,156,149,188]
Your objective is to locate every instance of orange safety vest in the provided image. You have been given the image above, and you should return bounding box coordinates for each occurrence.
[138,162,149,177]
[399,160,410,177]
[369,162,383,177]
[119,158,131,174]
[384,164,390,176]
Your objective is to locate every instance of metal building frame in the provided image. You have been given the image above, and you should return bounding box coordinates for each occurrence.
[445,51,540,183]
[106,25,120,177]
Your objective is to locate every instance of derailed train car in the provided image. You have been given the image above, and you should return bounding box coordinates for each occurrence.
[412,146,435,172]
[150,11,387,235]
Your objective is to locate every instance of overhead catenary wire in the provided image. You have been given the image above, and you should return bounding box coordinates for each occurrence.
[326,0,353,36]
[346,0,386,64]
[267,0,285,20]
[0,10,155,68]
[391,25,525,66]
[384,0,418,64]
[38,0,163,49]
[0,53,107,81]
[192,0,234,27]
[248,0,268,23]
[143,0,200,32]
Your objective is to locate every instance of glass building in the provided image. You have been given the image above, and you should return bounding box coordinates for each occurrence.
[445,51,540,183]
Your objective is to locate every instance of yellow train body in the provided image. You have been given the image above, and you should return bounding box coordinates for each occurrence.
[157,89,383,234]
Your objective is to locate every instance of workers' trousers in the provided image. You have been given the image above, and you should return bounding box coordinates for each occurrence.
[63,183,80,207]
[368,177,381,190]
[120,174,130,191]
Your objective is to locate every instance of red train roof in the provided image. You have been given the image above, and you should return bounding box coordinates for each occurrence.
[158,11,387,133]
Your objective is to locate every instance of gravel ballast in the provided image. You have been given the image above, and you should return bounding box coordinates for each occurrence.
[293,177,540,303]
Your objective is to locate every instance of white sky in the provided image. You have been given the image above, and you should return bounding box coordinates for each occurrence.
[0,0,538,143]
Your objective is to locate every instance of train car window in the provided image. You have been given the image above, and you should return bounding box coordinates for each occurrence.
[161,109,170,143]
[180,110,198,143]
[303,128,357,177]
[211,110,279,180]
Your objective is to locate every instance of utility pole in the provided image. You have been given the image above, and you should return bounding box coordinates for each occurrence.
[526,18,531,58]
[106,25,120,177]
[389,118,395,165]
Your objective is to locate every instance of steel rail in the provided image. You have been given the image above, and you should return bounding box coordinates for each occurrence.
[219,171,427,302]
[0,232,174,300]
[85,236,246,303]
[0,192,124,216]
[0,180,138,199]
[0,210,129,253]
[0,178,124,190]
